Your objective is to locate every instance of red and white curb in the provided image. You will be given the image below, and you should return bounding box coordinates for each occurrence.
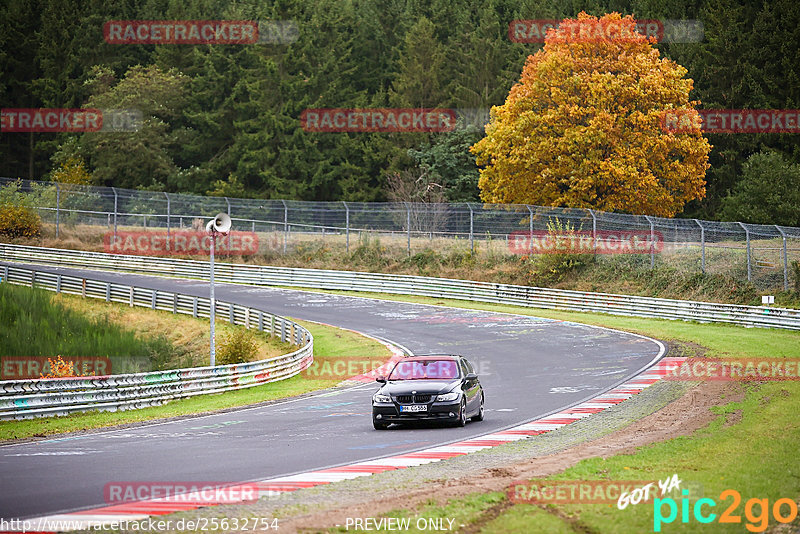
[10,357,686,532]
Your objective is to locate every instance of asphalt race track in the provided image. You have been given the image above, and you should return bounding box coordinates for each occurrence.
[0,263,664,520]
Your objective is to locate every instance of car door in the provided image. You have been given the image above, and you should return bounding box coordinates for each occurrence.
[459,359,479,412]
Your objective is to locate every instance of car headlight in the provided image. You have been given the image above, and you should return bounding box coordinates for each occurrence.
[373,393,392,404]
[436,392,460,402]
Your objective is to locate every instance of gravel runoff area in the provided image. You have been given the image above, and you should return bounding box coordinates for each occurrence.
[86,343,710,533]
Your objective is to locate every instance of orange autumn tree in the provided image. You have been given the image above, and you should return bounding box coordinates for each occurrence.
[471,12,710,217]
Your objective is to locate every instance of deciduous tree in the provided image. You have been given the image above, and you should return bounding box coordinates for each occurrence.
[471,12,711,217]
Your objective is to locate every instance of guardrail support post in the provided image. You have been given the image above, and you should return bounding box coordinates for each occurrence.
[645,216,655,269]
[151,291,156,309]
[55,182,60,238]
[258,311,264,331]
[694,219,705,273]
[130,287,134,307]
[173,293,177,314]
[192,296,198,317]
[56,274,61,293]
[469,204,475,253]
[112,187,118,240]
[280,319,286,342]
[776,225,789,291]
[738,222,751,281]
[229,303,234,324]
[105,283,110,302]
[31,271,36,288]
[342,201,350,253]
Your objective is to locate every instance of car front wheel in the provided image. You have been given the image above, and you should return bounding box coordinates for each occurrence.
[456,399,467,427]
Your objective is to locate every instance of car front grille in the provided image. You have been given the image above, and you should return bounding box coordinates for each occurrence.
[395,394,432,404]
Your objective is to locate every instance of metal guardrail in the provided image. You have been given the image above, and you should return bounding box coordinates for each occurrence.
[2,243,799,331]
[0,263,313,420]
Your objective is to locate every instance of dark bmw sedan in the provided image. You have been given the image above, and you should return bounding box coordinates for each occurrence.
[372,355,484,429]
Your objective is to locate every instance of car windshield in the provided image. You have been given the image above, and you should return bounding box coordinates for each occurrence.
[387,359,460,380]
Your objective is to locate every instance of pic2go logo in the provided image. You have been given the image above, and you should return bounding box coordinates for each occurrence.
[654,489,798,532]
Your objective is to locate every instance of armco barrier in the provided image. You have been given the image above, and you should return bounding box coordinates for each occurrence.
[0,263,313,420]
[1,243,799,330]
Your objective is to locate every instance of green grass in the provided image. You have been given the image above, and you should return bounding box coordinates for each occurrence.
[292,288,800,534]
[0,293,392,441]
[0,283,177,371]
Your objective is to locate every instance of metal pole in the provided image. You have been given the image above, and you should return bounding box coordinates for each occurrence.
[524,205,534,256]
[589,209,596,260]
[738,222,751,282]
[776,225,789,291]
[406,203,411,257]
[164,192,170,250]
[645,216,655,269]
[469,204,475,252]
[55,183,60,238]
[224,197,231,257]
[210,233,216,367]
[342,201,350,253]
[694,219,705,273]
[281,200,288,254]
[112,187,118,240]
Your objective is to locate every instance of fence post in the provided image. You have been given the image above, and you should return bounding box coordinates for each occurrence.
[55,182,60,238]
[776,225,789,291]
[644,216,655,269]
[693,219,705,273]
[588,209,597,260]
[281,199,288,254]
[406,203,411,257]
[469,204,475,252]
[112,187,118,240]
[164,192,171,247]
[224,196,232,257]
[738,222,751,282]
[342,201,350,253]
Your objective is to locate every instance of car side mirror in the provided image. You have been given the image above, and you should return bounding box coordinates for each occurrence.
[376,376,387,384]
[464,373,477,381]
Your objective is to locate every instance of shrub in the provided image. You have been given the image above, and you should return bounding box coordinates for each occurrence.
[526,218,591,284]
[0,204,42,238]
[216,327,260,365]
[40,356,82,378]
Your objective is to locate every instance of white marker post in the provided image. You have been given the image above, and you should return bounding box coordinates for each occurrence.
[206,213,232,366]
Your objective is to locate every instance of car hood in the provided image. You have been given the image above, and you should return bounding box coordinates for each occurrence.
[380,380,458,395]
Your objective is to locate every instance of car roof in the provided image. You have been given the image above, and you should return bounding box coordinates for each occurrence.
[400,354,461,361]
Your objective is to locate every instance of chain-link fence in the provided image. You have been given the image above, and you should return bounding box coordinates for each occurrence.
[2,177,798,291]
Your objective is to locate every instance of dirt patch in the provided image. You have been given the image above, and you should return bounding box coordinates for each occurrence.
[283,380,744,533]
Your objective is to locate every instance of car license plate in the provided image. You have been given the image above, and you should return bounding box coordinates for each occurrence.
[401,404,427,412]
